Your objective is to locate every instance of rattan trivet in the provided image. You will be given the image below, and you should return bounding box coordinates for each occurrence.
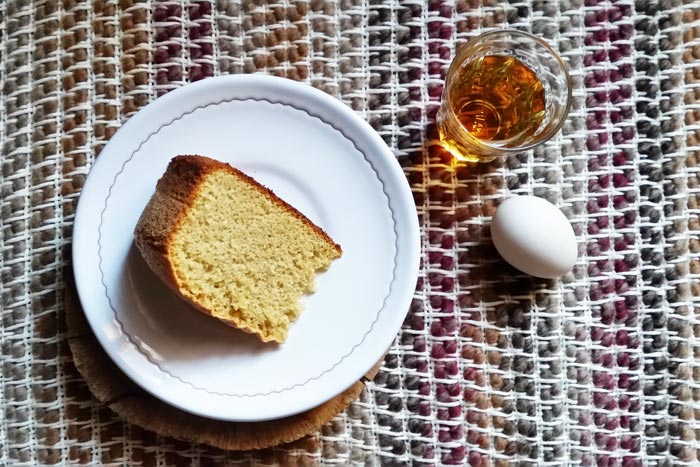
[65,269,381,450]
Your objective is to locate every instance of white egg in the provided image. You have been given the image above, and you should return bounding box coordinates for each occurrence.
[491,195,577,279]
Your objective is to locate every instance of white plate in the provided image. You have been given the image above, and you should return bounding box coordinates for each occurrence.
[73,75,420,421]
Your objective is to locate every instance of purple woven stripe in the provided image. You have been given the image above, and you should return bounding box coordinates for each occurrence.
[186,2,214,81]
[153,2,184,93]
[425,4,466,467]
[153,1,213,95]
[583,2,642,466]
[405,2,513,465]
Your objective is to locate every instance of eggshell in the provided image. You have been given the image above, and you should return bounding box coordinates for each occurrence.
[491,196,577,279]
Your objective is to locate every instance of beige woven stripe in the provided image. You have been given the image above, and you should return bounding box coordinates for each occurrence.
[58,0,93,464]
[60,0,92,220]
[92,1,122,158]
[59,1,106,464]
[118,0,150,118]
[214,1,310,81]
[650,2,696,462]
[684,13,700,291]
[1,0,59,464]
[91,0,150,157]
[57,1,152,464]
[93,0,135,156]
[682,6,700,458]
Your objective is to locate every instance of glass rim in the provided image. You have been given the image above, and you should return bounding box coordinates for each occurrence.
[442,29,573,153]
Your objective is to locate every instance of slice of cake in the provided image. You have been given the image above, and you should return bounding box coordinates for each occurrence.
[134,155,342,343]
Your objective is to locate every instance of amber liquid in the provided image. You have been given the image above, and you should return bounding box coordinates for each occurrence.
[439,55,546,160]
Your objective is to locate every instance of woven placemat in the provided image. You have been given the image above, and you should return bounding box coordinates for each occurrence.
[3,0,700,465]
[64,266,381,451]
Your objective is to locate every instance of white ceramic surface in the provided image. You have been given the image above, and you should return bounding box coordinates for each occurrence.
[72,75,420,421]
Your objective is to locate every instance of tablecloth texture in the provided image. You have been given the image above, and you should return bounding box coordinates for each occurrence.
[2,0,699,465]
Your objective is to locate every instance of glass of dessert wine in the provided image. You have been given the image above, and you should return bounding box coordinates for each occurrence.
[437,30,572,162]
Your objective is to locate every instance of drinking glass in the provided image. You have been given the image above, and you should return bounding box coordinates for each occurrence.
[436,30,572,162]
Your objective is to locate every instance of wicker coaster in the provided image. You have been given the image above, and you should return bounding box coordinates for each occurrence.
[64,269,381,451]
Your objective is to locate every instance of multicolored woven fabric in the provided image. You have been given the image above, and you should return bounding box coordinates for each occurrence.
[2,0,699,465]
